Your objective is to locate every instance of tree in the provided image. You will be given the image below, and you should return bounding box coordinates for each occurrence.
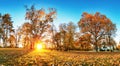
[49,23,57,49]
[66,22,77,50]
[25,5,56,49]
[15,26,23,48]
[23,35,30,48]
[21,22,32,48]
[0,28,3,45]
[8,35,16,47]
[56,22,77,51]
[105,23,116,51]
[0,14,3,45]
[59,23,67,50]
[78,12,116,52]
[54,32,61,50]
[1,14,14,47]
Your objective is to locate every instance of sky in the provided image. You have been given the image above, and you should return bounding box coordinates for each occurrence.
[0,0,120,44]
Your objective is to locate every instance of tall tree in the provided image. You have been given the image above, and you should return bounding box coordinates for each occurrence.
[25,5,56,49]
[78,12,116,52]
[57,22,77,50]
[49,23,57,48]
[105,23,116,51]
[21,22,32,48]
[66,22,77,50]
[15,26,23,48]
[8,35,16,47]
[54,32,61,50]
[0,14,3,45]
[59,23,67,50]
[1,14,13,47]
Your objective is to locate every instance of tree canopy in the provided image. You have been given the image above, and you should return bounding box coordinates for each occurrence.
[78,12,116,51]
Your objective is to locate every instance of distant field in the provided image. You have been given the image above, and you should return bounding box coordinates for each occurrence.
[0,48,120,66]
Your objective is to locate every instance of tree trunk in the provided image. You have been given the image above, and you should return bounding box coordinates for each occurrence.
[95,45,99,52]
[94,36,99,52]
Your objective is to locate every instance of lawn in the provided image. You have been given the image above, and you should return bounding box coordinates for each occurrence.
[0,48,120,66]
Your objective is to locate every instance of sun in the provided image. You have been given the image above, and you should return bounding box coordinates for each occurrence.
[37,44,43,50]
[35,40,46,51]
[18,44,23,48]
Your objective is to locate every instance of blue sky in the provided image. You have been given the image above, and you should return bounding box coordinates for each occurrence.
[0,0,120,43]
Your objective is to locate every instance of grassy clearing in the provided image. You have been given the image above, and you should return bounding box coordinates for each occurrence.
[0,49,120,66]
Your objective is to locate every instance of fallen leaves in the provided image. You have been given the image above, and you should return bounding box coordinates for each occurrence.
[0,49,120,66]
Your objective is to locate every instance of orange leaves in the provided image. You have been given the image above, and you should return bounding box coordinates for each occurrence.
[78,12,115,34]
[78,12,116,51]
[38,10,45,16]
[77,33,92,50]
[85,14,93,19]
[37,9,46,19]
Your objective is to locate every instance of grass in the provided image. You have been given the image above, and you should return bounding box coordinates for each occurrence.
[0,48,120,66]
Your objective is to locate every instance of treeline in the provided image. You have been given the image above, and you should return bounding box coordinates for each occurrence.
[0,5,119,51]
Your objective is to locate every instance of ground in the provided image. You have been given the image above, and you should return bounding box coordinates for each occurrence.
[0,48,120,66]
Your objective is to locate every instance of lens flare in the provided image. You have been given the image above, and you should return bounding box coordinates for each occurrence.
[37,44,43,50]
[18,44,23,48]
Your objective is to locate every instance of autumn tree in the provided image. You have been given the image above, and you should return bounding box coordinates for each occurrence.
[65,22,77,50]
[49,23,57,48]
[54,32,61,50]
[21,22,32,48]
[0,27,3,45]
[15,26,23,48]
[25,5,56,49]
[0,14,3,45]
[1,14,14,47]
[59,23,67,50]
[56,22,77,51]
[78,12,116,52]
[105,23,116,51]
[8,34,16,47]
